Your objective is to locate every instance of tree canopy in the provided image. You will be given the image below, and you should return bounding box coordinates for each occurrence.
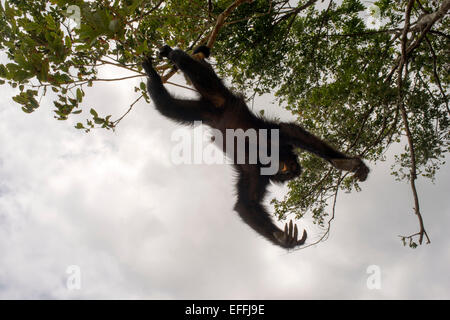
[0,0,448,249]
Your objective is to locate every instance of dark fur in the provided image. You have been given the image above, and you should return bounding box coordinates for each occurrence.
[142,45,369,249]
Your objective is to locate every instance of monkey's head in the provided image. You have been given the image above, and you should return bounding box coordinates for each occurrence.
[271,149,302,183]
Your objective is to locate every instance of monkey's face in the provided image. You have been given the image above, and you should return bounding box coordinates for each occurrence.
[272,153,302,183]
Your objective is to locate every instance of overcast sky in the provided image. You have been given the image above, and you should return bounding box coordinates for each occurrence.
[0,61,449,299]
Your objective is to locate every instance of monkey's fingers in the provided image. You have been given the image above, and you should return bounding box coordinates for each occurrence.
[289,222,306,247]
[286,222,298,247]
[284,221,307,248]
[274,221,307,248]
[142,56,154,74]
[297,229,307,246]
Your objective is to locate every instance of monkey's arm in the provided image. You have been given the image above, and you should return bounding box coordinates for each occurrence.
[279,122,369,181]
[142,56,213,124]
[159,45,230,108]
[234,167,307,249]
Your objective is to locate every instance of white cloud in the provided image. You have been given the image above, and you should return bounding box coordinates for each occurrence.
[0,66,449,299]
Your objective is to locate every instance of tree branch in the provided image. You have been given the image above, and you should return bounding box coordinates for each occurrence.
[161,0,254,83]
[206,0,254,48]
[396,0,430,246]
[385,0,450,83]
[411,0,450,32]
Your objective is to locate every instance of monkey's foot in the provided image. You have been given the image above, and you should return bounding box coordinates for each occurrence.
[193,45,211,58]
[330,158,369,182]
[353,161,369,181]
[159,45,173,58]
[273,220,307,249]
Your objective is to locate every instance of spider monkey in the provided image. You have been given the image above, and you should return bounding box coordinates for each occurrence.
[142,45,369,249]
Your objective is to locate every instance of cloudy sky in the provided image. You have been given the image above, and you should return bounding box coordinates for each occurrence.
[0,60,449,300]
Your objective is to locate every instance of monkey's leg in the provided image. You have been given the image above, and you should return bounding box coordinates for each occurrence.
[234,167,307,249]
[279,122,369,181]
[160,45,230,108]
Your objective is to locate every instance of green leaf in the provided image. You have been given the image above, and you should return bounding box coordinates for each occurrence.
[12,94,28,105]
[76,88,83,102]
[0,64,9,78]
[45,14,57,30]
[90,108,98,117]
[127,0,144,15]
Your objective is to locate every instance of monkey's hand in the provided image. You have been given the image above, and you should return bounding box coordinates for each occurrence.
[159,45,173,58]
[142,55,154,75]
[273,220,307,249]
[141,55,162,84]
[330,157,369,182]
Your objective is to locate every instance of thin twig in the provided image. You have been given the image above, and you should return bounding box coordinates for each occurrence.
[166,81,198,92]
[112,94,144,127]
[274,0,319,26]
[99,58,141,74]
[424,36,450,116]
[293,172,347,251]
[224,0,273,26]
